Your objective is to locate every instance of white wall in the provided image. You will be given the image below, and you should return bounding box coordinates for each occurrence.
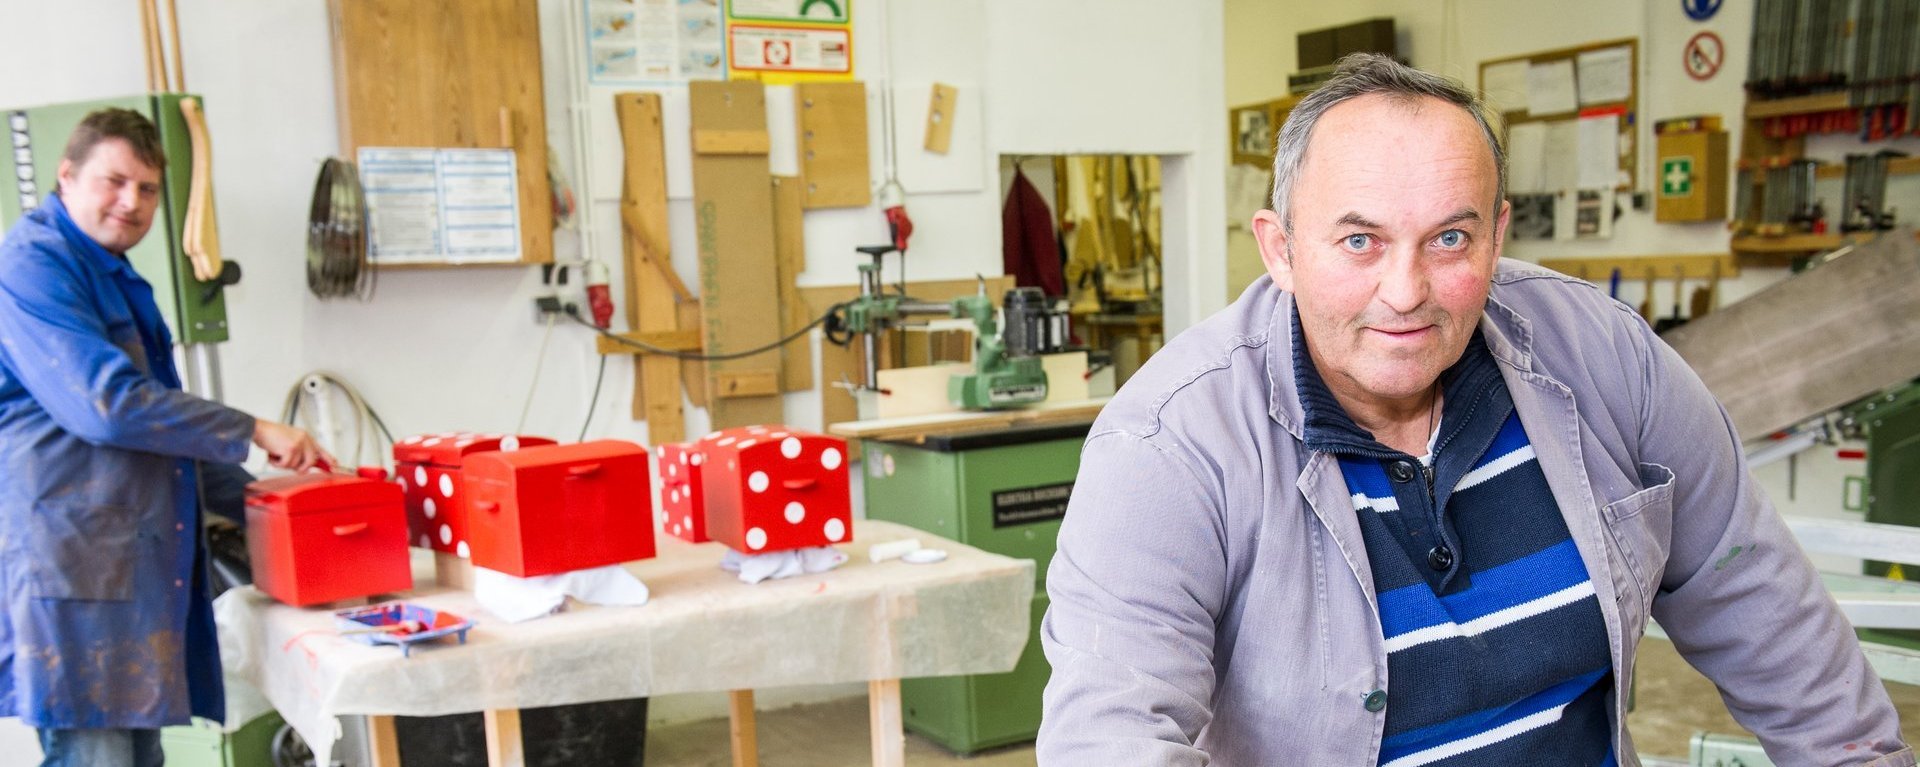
[0,0,1225,739]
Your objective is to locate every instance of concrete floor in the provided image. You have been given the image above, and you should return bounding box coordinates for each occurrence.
[645,638,1920,765]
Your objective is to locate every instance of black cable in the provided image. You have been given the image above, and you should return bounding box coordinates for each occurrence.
[578,352,608,442]
[565,304,843,361]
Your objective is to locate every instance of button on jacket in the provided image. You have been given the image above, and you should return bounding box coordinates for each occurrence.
[1038,262,1912,766]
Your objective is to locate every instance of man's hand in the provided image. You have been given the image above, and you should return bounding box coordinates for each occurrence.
[253,420,334,473]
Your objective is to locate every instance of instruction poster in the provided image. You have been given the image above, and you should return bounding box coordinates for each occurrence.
[585,0,727,84]
[359,148,522,265]
[725,0,852,83]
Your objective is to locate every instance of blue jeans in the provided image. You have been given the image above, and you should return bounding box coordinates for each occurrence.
[36,728,163,767]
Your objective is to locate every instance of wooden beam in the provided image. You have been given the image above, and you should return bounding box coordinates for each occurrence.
[616,92,689,443]
[771,176,813,392]
[596,329,705,356]
[693,129,772,155]
[483,708,525,767]
[366,715,401,767]
[714,370,782,399]
[728,689,758,767]
[868,679,905,767]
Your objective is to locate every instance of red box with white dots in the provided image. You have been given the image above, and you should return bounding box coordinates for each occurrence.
[393,432,556,559]
[462,439,657,577]
[657,441,709,542]
[697,425,852,555]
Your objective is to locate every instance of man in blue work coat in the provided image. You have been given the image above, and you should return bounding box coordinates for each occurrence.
[0,108,328,767]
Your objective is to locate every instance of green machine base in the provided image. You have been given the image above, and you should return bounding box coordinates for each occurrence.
[1856,382,1920,650]
[861,422,1089,754]
[160,711,285,767]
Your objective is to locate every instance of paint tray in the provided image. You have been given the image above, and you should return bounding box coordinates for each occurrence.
[334,602,473,658]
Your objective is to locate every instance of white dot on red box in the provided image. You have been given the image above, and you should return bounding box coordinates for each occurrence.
[781,437,801,458]
[824,518,845,542]
[749,471,769,493]
[424,498,437,519]
[785,501,805,523]
[821,448,842,470]
[438,475,454,497]
[439,524,453,545]
[746,527,768,550]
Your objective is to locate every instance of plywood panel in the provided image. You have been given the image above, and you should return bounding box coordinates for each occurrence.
[771,176,813,392]
[795,82,872,208]
[328,0,553,264]
[690,81,784,429]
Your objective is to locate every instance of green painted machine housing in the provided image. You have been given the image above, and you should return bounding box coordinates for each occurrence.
[2,94,230,344]
[860,422,1089,754]
[1854,382,1920,649]
[159,711,285,767]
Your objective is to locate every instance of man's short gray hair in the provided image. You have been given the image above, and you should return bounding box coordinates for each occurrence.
[1269,53,1506,234]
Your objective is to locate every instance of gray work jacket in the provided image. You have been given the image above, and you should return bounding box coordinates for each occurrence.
[1039,261,1912,766]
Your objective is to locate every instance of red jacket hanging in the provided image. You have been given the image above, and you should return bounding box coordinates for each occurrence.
[1003,167,1065,297]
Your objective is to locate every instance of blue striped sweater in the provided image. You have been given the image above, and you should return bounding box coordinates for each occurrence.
[1295,315,1614,767]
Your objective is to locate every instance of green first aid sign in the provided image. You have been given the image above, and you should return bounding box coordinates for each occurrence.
[1661,157,1693,198]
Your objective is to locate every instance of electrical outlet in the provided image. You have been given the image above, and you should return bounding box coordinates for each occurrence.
[533,295,564,324]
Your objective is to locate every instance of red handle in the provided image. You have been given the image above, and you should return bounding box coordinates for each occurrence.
[475,501,501,513]
[332,522,369,536]
[567,463,603,477]
[781,477,817,491]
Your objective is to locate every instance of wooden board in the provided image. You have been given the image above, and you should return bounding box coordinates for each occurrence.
[923,83,957,154]
[1538,253,1739,282]
[795,82,872,209]
[1662,232,1920,442]
[616,92,689,442]
[771,176,813,392]
[690,81,784,429]
[327,0,553,265]
[828,398,1110,443]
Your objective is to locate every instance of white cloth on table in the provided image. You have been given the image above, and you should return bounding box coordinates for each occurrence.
[473,563,651,623]
[718,546,849,584]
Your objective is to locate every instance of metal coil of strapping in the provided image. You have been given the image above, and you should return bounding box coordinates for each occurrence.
[306,157,374,301]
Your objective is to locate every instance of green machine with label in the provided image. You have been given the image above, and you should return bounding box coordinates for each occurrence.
[3,94,237,398]
[861,422,1090,753]
[1844,381,1920,649]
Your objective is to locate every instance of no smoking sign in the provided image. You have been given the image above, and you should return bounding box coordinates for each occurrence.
[1684,31,1724,81]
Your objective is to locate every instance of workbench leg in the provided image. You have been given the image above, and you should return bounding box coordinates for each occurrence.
[869,678,905,767]
[728,689,758,767]
[367,715,401,767]
[484,708,525,767]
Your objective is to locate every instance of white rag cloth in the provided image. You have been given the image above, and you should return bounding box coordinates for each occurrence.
[472,564,651,623]
[718,546,849,584]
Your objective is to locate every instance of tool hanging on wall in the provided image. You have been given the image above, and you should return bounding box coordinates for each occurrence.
[138,0,240,293]
[1842,151,1907,233]
[305,157,374,300]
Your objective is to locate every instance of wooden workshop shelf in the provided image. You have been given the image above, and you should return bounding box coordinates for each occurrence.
[1731,233,1845,254]
[1744,92,1855,119]
[1745,156,1920,182]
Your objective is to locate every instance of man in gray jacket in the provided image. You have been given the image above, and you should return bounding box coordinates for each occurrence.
[1039,53,1911,766]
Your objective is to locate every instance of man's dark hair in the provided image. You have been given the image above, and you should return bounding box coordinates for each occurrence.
[63,108,167,171]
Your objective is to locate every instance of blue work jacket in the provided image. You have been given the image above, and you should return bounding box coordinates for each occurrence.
[0,194,253,728]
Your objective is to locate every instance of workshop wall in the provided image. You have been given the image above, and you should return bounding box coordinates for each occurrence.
[1225,0,1919,309]
[0,0,1225,731]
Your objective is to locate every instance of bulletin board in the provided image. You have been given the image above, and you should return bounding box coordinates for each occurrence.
[1478,38,1639,193]
[1229,94,1303,167]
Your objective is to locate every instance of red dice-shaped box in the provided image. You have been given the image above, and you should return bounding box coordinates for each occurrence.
[393,432,556,559]
[698,425,852,554]
[462,439,657,577]
[656,441,709,542]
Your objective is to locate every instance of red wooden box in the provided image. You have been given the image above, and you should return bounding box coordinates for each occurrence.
[462,440,656,577]
[393,432,556,559]
[656,441,709,542]
[697,425,852,554]
[245,474,412,607]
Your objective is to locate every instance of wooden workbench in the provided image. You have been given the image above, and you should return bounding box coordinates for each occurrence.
[216,520,1034,767]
